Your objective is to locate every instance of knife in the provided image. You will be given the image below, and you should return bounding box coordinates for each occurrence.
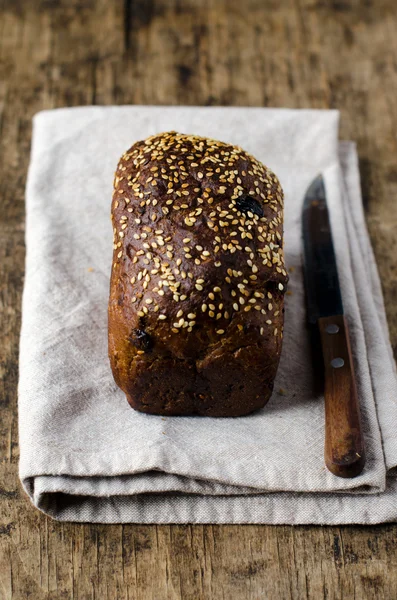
[302,175,365,478]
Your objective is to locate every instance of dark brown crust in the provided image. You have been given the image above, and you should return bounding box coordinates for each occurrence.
[108,132,287,416]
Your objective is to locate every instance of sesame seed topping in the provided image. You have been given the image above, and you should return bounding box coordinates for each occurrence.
[113,131,285,338]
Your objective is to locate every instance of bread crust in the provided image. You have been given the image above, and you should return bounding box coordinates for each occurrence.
[108,132,287,416]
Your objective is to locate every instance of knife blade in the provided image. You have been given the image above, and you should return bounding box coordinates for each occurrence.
[302,175,365,478]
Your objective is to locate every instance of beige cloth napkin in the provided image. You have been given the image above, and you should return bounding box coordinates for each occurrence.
[19,106,397,523]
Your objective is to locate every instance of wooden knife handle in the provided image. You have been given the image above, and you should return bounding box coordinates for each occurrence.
[318,315,365,478]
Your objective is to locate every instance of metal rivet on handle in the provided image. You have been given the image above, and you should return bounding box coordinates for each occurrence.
[331,357,344,369]
[326,324,339,334]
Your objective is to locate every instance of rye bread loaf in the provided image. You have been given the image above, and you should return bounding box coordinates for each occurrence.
[108,132,288,416]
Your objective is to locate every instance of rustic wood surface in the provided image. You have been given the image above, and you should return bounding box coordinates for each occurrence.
[1,0,397,598]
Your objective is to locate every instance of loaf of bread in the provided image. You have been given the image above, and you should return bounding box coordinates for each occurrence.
[108,132,287,416]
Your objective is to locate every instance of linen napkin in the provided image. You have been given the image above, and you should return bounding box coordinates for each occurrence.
[19,106,397,524]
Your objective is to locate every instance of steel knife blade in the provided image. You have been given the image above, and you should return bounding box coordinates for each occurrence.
[301,174,365,478]
[302,175,343,324]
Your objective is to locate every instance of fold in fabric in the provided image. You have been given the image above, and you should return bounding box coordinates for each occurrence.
[19,107,397,523]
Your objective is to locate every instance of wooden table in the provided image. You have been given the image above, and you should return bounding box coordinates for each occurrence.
[1,1,397,598]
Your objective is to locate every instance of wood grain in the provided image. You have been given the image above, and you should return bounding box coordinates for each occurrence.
[319,315,365,478]
[1,0,397,598]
